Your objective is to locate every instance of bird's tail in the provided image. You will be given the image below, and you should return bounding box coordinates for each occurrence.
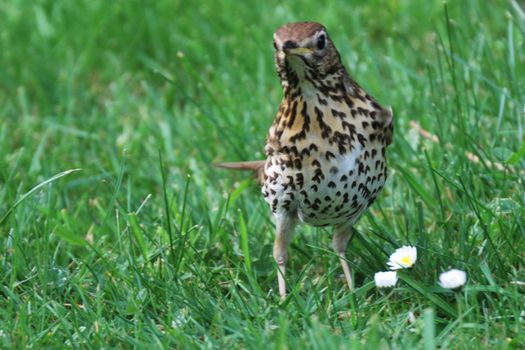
[216,160,265,184]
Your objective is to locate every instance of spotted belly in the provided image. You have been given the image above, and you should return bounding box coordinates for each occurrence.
[262,146,387,227]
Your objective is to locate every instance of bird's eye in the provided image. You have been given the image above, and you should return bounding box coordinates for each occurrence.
[316,34,326,50]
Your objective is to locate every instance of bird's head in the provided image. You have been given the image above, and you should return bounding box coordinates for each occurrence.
[273,22,343,89]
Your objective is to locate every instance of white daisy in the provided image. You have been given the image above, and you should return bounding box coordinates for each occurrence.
[374,271,398,288]
[439,269,467,289]
[387,245,417,270]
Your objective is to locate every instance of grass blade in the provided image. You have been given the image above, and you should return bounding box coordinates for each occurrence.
[238,211,252,276]
[423,308,436,350]
[399,272,457,317]
[0,168,81,225]
[506,141,525,165]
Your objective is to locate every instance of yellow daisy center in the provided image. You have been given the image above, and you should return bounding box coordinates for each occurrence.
[400,256,412,266]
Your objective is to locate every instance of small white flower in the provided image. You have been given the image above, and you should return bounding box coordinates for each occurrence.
[439,269,467,289]
[387,245,417,270]
[374,271,398,288]
[407,311,417,324]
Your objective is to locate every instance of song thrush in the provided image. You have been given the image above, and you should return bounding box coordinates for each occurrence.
[220,22,393,297]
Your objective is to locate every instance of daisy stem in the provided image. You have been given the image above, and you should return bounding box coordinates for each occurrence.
[455,291,464,323]
[454,290,467,345]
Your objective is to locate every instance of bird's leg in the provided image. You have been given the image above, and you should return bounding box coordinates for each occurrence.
[333,224,355,290]
[273,213,297,299]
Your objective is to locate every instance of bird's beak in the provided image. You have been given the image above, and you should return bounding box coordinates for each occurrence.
[286,47,314,56]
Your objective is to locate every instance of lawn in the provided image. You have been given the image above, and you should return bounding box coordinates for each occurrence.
[1,0,524,348]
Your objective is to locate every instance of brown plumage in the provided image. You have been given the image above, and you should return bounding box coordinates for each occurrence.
[220,22,393,298]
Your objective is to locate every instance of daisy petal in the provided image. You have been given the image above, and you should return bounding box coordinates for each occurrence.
[374,271,398,288]
[439,269,467,289]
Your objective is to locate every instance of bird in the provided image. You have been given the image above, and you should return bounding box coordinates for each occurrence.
[219,22,393,298]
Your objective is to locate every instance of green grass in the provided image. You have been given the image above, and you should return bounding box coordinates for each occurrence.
[1,0,524,348]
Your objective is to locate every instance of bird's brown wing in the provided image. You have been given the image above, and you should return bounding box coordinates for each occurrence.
[343,74,394,146]
[215,160,266,184]
[381,106,394,146]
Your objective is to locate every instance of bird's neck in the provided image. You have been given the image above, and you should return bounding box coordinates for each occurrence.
[281,66,347,101]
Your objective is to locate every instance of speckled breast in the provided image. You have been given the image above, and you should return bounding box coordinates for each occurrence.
[262,141,387,227]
